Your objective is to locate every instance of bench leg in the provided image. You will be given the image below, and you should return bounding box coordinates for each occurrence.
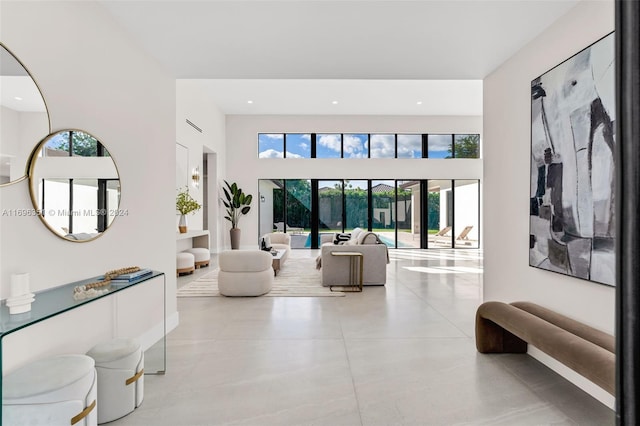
[476,315,528,353]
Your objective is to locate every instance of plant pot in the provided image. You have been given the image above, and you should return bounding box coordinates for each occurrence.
[230,228,241,249]
[178,215,188,233]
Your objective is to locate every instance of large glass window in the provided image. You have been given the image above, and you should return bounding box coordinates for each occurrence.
[258,178,480,250]
[397,135,422,159]
[454,134,480,159]
[428,180,453,248]
[40,178,70,233]
[343,134,368,158]
[345,180,368,229]
[286,179,311,245]
[372,180,396,247]
[454,180,480,248]
[427,134,453,159]
[285,134,311,158]
[318,180,343,233]
[258,134,284,158]
[258,133,480,159]
[397,180,420,248]
[316,134,342,158]
[72,179,99,234]
[370,134,395,158]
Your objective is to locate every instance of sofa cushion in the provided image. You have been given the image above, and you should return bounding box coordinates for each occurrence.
[219,250,273,272]
[357,231,379,245]
[351,227,364,240]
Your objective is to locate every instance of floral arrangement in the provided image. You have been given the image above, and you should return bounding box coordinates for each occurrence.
[176,188,201,215]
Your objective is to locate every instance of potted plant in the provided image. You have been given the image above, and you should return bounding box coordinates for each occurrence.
[176,188,201,233]
[221,180,252,249]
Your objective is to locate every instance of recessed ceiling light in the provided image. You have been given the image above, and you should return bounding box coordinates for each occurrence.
[14,96,23,101]
[247,100,253,104]
[332,100,338,105]
[416,101,423,105]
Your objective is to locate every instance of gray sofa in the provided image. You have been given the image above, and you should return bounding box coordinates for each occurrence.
[320,228,389,286]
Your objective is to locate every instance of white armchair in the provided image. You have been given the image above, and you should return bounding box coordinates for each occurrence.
[262,232,290,264]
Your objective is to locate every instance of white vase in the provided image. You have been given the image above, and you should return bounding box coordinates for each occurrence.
[179,215,187,233]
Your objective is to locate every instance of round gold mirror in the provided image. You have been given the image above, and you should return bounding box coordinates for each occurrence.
[0,43,50,186]
[29,130,121,242]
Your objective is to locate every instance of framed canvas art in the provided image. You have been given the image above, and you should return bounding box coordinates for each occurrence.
[529,32,615,286]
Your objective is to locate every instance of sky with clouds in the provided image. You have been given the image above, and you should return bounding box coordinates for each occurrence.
[258,133,475,159]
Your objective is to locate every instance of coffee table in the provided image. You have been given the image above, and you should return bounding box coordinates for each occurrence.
[271,249,287,276]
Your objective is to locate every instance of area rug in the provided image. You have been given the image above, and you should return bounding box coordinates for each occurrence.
[177,255,345,297]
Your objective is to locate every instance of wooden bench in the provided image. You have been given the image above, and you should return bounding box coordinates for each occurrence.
[475,301,615,395]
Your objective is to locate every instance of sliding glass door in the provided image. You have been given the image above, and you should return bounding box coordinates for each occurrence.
[345,180,369,230]
[454,180,480,248]
[258,178,479,249]
[372,180,396,247]
[397,180,421,248]
[427,180,453,248]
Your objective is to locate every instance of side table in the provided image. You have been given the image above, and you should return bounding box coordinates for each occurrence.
[329,251,364,292]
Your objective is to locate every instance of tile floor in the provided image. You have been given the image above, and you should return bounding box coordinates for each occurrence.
[115,249,614,425]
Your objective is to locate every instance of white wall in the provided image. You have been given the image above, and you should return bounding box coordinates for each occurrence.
[0,106,49,182]
[226,115,483,249]
[0,1,177,364]
[176,80,226,252]
[483,0,614,405]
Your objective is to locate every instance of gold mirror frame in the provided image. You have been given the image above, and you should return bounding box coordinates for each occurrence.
[28,129,122,242]
[0,42,51,187]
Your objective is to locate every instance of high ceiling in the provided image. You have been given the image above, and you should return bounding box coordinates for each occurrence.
[99,0,580,115]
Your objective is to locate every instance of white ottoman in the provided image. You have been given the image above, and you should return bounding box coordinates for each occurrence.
[218,250,274,296]
[184,247,210,268]
[86,338,144,424]
[3,354,97,426]
[177,252,195,276]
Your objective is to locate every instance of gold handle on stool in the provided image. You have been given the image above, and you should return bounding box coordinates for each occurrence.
[70,399,96,425]
[125,368,144,386]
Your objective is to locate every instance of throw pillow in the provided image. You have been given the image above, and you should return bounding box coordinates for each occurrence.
[334,233,351,244]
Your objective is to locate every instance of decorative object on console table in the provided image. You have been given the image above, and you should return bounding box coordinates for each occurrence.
[6,273,34,314]
[176,187,201,234]
[73,266,145,300]
[221,180,252,249]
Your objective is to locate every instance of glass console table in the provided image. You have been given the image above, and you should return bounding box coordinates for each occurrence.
[0,271,166,404]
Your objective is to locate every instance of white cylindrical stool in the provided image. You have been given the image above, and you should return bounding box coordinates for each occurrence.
[176,252,195,276]
[3,354,97,426]
[184,247,210,268]
[86,338,144,424]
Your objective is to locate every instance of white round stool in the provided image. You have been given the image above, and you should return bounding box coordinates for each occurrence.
[177,252,195,276]
[86,338,144,424]
[2,354,97,426]
[184,248,210,268]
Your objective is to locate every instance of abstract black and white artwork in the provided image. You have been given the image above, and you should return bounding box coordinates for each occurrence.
[530,32,615,286]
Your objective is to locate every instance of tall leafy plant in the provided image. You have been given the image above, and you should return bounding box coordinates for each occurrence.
[222,180,252,228]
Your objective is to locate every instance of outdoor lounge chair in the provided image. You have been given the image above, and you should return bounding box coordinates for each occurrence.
[456,225,473,240]
[428,226,451,240]
[432,226,452,237]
